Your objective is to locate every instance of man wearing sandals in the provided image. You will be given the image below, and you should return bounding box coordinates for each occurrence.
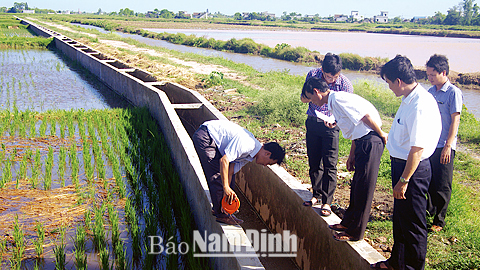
[301,76,387,242]
[300,53,354,216]
[425,54,463,233]
[193,120,285,226]
[371,55,441,270]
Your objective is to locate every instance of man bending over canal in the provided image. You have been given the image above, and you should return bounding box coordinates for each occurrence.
[193,120,285,226]
[301,76,387,242]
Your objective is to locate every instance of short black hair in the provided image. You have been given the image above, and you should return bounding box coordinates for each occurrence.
[426,54,449,75]
[322,53,342,75]
[301,76,330,99]
[263,142,285,165]
[380,55,416,84]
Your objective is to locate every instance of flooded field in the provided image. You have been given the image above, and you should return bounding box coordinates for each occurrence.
[0,49,206,269]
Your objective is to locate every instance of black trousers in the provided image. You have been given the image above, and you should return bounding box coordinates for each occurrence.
[305,116,339,205]
[192,125,234,219]
[427,147,455,228]
[389,158,431,270]
[340,132,384,240]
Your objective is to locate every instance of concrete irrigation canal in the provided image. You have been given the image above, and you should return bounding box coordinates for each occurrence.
[17,17,385,269]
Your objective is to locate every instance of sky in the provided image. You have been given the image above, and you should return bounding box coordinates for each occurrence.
[0,0,460,19]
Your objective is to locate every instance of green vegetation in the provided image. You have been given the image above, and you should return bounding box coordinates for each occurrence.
[0,15,53,48]
[0,106,209,269]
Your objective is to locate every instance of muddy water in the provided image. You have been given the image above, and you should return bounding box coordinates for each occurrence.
[147,28,480,74]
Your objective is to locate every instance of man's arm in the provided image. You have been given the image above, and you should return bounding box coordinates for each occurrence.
[441,112,460,164]
[346,141,356,171]
[361,114,388,144]
[393,146,423,199]
[220,154,237,203]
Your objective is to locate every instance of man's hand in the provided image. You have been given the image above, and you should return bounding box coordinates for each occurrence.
[393,181,408,199]
[224,186,237,204]
[440,145,452,164]
[324,121,337,129]
[346,154,355,171]
[379,131,388,145]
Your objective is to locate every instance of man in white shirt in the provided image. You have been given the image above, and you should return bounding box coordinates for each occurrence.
[301,76,387,242]
[371,55,441,270]
[192,120,285,226]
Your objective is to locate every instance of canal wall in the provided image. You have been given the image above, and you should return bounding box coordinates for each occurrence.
[21,18,386,270]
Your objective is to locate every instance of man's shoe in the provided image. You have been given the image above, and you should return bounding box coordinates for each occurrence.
[230,214,244,225]
[216,216,242,225]
[430,225,443,232]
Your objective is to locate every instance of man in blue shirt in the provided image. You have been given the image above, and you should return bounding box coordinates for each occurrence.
[425,54,463,233]
[300,53,353,216]
[193,120,285,225]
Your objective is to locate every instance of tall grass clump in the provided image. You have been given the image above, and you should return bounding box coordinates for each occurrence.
[73,225,87,270]
[33,222,45,257]
[53,227,66,270]
[10,215,25,270]
[247,70,307,127]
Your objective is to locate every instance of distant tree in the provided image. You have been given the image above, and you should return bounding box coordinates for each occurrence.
[444,6,462,25]
[392,16,402,23]
[159,9,174,19]
[7,7,19,13]
[462,0,475,25]
[281,11,291,21]
[13,2,27,10]
[429,11,446,24]
[0,7,7,13]
[234,12,242,20]
[175,11,190,19]
[118,8,134,16]
[95,8,102,15]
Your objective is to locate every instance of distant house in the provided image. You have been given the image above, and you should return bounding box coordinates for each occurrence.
[334,14,348,22]
[413,16,427,22]
[350,11,364,21]
[374,11,388,23]
[192,11,208,19]
[22,10,35,14]
[261,11,275,18]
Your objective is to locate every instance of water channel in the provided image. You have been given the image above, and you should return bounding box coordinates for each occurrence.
[73,23,480,119]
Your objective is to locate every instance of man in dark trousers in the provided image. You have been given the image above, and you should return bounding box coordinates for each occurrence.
[300,53,354,216]
[425,54,463,233]
[301,76,387,242]
[371,55,441,270]
[192,120,285,226]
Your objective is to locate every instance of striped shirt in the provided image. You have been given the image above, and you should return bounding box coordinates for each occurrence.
[305,68,354,117]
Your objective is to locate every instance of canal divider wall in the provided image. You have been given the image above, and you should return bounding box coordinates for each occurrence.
[21,17,386,270]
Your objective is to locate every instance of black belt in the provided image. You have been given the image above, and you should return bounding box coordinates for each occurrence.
[355,131,378,141]
[390,156,407,163]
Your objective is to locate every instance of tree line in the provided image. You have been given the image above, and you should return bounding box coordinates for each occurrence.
[2,0,480,26]
[419,0,480,26]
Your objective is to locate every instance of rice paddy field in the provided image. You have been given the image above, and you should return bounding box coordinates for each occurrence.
[0,21,208,269]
